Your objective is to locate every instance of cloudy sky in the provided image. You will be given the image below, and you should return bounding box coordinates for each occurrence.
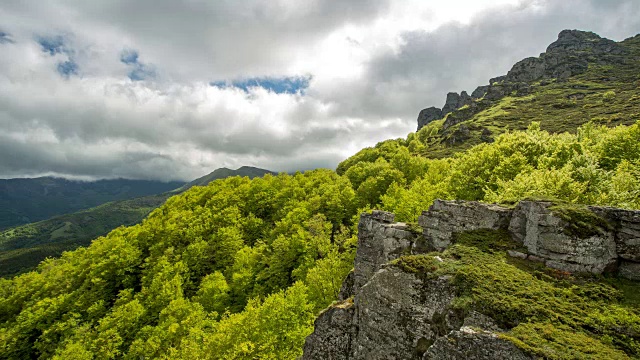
[1,0,639,181]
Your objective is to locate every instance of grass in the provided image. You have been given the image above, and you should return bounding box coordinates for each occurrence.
[391,230,640,359]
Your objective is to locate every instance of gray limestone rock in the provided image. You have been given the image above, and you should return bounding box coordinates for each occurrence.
[302,300,355,360]
[352,212,418,294]
[303,200,640,359]
[422,327,531,360]
[509,201,617,274]
[418,200,512,251]
[417,107,443,130]
[471,85,489,99]
[619,261,640,281]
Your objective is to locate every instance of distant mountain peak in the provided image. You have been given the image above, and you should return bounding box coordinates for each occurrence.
[179,166,275,191]
[417,29,630,131]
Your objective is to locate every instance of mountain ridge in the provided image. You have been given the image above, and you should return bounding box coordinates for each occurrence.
[0,166,274,277]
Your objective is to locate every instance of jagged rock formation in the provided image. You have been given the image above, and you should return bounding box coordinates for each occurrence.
[416,30,628,131]
[302,200,640,359]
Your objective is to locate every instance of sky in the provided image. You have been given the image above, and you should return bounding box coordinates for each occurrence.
[1,0,639,181]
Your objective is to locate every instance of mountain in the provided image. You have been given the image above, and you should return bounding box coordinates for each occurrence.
[0,30,638,360]
[0,166,273,277]
[412,29,640,158]
[0,177,184,230]
[177,166,275,192]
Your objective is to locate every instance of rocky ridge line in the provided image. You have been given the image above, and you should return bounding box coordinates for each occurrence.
[416,30,628,132]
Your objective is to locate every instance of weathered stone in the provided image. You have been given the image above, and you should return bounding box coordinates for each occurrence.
[370,210,395,223]
[302,300,355,360]
[618,261,640,281]
[422,327,532,360]
[418,200,512,251]
[508,250,528,259]
[303,200,640,359]
[527,255,546,263]
[509,201,618,274]
[417,107,443,130]
[471,85,489,99]
[353,269,460,359]
[337,269,355,301]
[352,212,418,294]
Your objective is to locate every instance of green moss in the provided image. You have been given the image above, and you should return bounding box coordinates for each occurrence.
[391,229,640,358]
[405,222,423,234]
[392,255,442,275]
[501,322,629,359]
[549,203,612,238]
[451,229,519,253]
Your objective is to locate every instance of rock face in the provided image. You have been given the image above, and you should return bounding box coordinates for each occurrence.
[416,92,473,130]
[419,200,511,251]
[415,29,628,131]
[302,200,640,360]
[418,200,640,276]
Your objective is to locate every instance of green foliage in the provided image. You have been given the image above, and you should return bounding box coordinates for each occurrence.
[0,170,357,359]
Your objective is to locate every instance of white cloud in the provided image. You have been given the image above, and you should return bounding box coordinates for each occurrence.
[0,0,639,180]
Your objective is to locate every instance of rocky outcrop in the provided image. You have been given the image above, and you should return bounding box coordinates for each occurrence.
[416,30,628,131]
[340,210,420,299]
[417,107,444,130]
[302,200,640,359]
[418,200,511,251]
[418,200,640,276]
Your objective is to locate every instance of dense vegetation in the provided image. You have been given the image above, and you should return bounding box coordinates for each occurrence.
[0,119,638,359]
[0,167,273,278]
[0,177,184,230]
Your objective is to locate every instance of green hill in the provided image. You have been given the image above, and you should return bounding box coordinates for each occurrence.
[0,177,184,230]
[0,167,273,277]
[176,166,275,192]
[0,30,638,359]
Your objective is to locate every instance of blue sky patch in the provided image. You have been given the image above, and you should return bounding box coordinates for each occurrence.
[120,49,139,64]
[120,48,156,81]
[57,60,78,77]
[211,76,311,94]
[36,34,79,78]
[37,35,68,55]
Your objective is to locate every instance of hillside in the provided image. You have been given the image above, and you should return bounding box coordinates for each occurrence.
[0,30,638,359]
[176,166,275,192]
[0,177,184,230]
[0,166,273,277]
[412,30,640,159]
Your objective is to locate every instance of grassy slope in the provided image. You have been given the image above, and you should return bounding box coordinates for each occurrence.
[418,34,640,159]
[0,167,274,277]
